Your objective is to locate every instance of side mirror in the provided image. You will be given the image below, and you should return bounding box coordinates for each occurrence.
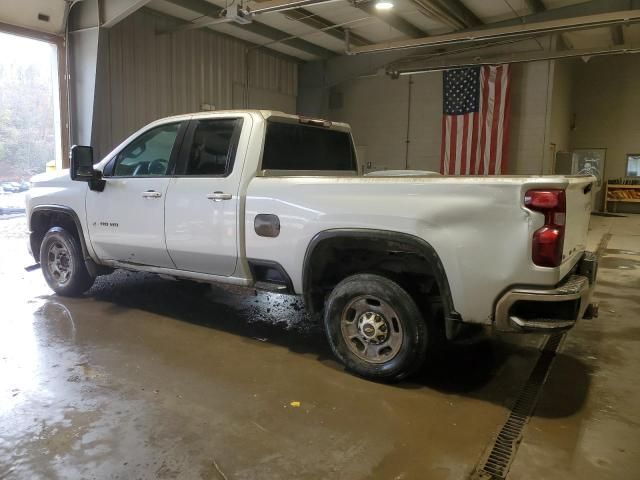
[70,145,105,191]
[70,145,95,180]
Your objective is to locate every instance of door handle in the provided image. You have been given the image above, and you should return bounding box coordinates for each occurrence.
[207,191,232,201]
[142,190,162,198]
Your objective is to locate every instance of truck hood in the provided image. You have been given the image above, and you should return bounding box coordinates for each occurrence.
[30,169,71,186]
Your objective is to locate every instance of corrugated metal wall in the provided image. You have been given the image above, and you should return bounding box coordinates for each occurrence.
[93,8,298,158]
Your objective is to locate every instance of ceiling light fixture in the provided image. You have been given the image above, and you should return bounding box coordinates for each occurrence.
[375,1,394,10]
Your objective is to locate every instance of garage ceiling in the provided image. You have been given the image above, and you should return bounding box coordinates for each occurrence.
[1,0,639,63]
[143,0,640,61]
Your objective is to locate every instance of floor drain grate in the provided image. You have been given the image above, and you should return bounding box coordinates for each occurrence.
[473,333,564,480]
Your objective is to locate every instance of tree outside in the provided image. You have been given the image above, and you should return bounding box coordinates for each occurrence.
[0,32,57,183]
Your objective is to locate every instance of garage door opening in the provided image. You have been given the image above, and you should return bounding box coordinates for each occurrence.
[0,31,62,214]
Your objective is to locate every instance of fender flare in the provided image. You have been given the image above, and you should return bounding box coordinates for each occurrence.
[302,228,459,320]
[30,205,101,275]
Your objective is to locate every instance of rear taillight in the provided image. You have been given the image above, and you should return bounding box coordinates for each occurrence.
[525,189,566,267]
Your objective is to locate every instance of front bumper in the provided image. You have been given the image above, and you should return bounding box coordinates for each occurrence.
[494,252,598,333]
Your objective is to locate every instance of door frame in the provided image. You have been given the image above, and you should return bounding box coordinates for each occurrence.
[0,21,69,169]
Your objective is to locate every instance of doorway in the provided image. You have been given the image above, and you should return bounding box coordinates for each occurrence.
[0,30,64,215]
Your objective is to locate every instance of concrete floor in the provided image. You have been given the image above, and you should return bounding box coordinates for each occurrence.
[0,214,638,480]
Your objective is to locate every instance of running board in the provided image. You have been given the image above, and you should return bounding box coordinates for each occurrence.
[254,281,289,293]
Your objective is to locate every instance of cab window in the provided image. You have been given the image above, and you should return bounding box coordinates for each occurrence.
[178,118,243,176]
[261,121,357,172]
[112,122,182,177]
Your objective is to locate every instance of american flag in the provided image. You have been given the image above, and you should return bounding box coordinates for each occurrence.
[440,65,512,175]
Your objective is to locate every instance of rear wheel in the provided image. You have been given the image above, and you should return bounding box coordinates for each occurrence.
[40,227,95,296]
[324,273,432,381]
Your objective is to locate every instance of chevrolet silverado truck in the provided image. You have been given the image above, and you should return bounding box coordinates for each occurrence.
[26,110,598,381]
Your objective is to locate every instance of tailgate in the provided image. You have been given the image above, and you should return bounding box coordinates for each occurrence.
[563,177,595,268]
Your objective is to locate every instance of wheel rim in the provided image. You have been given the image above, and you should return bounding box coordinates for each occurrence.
[340,295,404,364]
[46,240,73,287]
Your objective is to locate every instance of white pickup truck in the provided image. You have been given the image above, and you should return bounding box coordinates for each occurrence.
[26,110,598,381]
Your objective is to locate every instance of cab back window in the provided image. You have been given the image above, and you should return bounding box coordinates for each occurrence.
[261,121,356,172]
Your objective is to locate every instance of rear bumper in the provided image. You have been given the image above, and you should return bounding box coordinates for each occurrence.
[494,252,598,333]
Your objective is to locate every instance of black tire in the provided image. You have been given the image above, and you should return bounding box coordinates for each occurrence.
[40,227,95,296]
[324,273,431,382]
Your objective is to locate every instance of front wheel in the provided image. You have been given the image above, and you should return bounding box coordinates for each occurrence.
[324,274,431,382]
[40,227,95,296]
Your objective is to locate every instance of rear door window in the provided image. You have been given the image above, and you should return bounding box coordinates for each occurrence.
[177,118,243,176]
[261,121,356,172]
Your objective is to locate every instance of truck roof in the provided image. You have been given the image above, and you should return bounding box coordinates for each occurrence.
[151,110,351,131]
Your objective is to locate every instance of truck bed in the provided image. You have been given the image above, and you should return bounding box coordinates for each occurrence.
[244,174,595,325]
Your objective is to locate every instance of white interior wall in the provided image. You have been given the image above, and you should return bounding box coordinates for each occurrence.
[329,62,557,175]
[329,74,442,172]
[569,53,640,213]
[509,61,553,175]
[548,59,575,158]
[570,54,640,179]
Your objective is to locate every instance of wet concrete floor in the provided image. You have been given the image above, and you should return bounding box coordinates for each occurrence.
[0,214,638,479]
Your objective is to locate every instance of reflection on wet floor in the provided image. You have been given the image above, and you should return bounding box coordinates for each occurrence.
[1,214,640,479]
[91,272,319,347]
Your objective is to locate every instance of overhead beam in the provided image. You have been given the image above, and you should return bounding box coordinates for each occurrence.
[101,0,152,27]
[355,2,426,38]
[410,0,481,30]
[284,8,371,46]
[165,0,221,17]
[612,24,625,45]
[237,17,335,57]
[525,0,546,14]
[350,9,640,54]
[386,41,640,75]
[248,0,341,14]
[436,0,481,28]
[489,0,640,27]
[149,8,302,63]
[164,0,334,58]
